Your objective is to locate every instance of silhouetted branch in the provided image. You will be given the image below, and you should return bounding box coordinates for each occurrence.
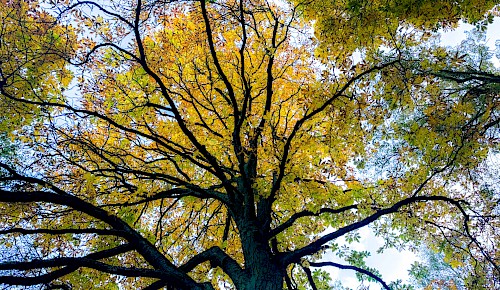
[309,261,391,290]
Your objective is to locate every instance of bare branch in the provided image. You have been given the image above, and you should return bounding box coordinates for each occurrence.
[0,228,126,237]
[269,204,358,238]
[309,261,391,290]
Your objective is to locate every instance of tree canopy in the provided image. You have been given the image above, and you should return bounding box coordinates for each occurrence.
[0,0,499,289]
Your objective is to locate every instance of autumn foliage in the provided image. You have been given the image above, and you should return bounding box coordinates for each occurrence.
[0,0,499,289]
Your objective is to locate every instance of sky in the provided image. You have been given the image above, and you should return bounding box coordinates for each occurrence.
[322,226,418,289]
[324,18,500,290]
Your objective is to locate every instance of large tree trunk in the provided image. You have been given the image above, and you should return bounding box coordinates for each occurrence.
[242,266,284,290]
[237,219,285,290]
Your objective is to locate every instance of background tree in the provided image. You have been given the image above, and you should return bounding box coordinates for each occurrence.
[0,0,499,289]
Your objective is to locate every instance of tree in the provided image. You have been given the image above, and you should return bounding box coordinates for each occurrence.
[0,0,499,289]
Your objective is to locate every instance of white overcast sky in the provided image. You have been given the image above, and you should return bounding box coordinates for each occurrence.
[322,226,419,289]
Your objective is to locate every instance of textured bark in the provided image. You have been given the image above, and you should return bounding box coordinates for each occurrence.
[241,266,284,290]
[237,217,285,290]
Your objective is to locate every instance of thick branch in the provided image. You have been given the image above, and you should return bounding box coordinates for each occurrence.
[101,187,227,208]
[180,246,246,288]
[0,259,162,278]
[283,195,466,264]
[0,244,134,285]
[0,263,162,285]
[432,69,500,84]
[269,204,358,238]
[0,164,207,289]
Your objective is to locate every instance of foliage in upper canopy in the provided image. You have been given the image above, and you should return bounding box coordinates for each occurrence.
[0,0,499,289]
[0,0,74,138]
[363,28,500,288]
[59,0,358,262]
[296,0,498,61]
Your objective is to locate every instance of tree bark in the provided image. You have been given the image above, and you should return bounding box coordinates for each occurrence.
[237,219,285,290]
[241,267,284,290]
